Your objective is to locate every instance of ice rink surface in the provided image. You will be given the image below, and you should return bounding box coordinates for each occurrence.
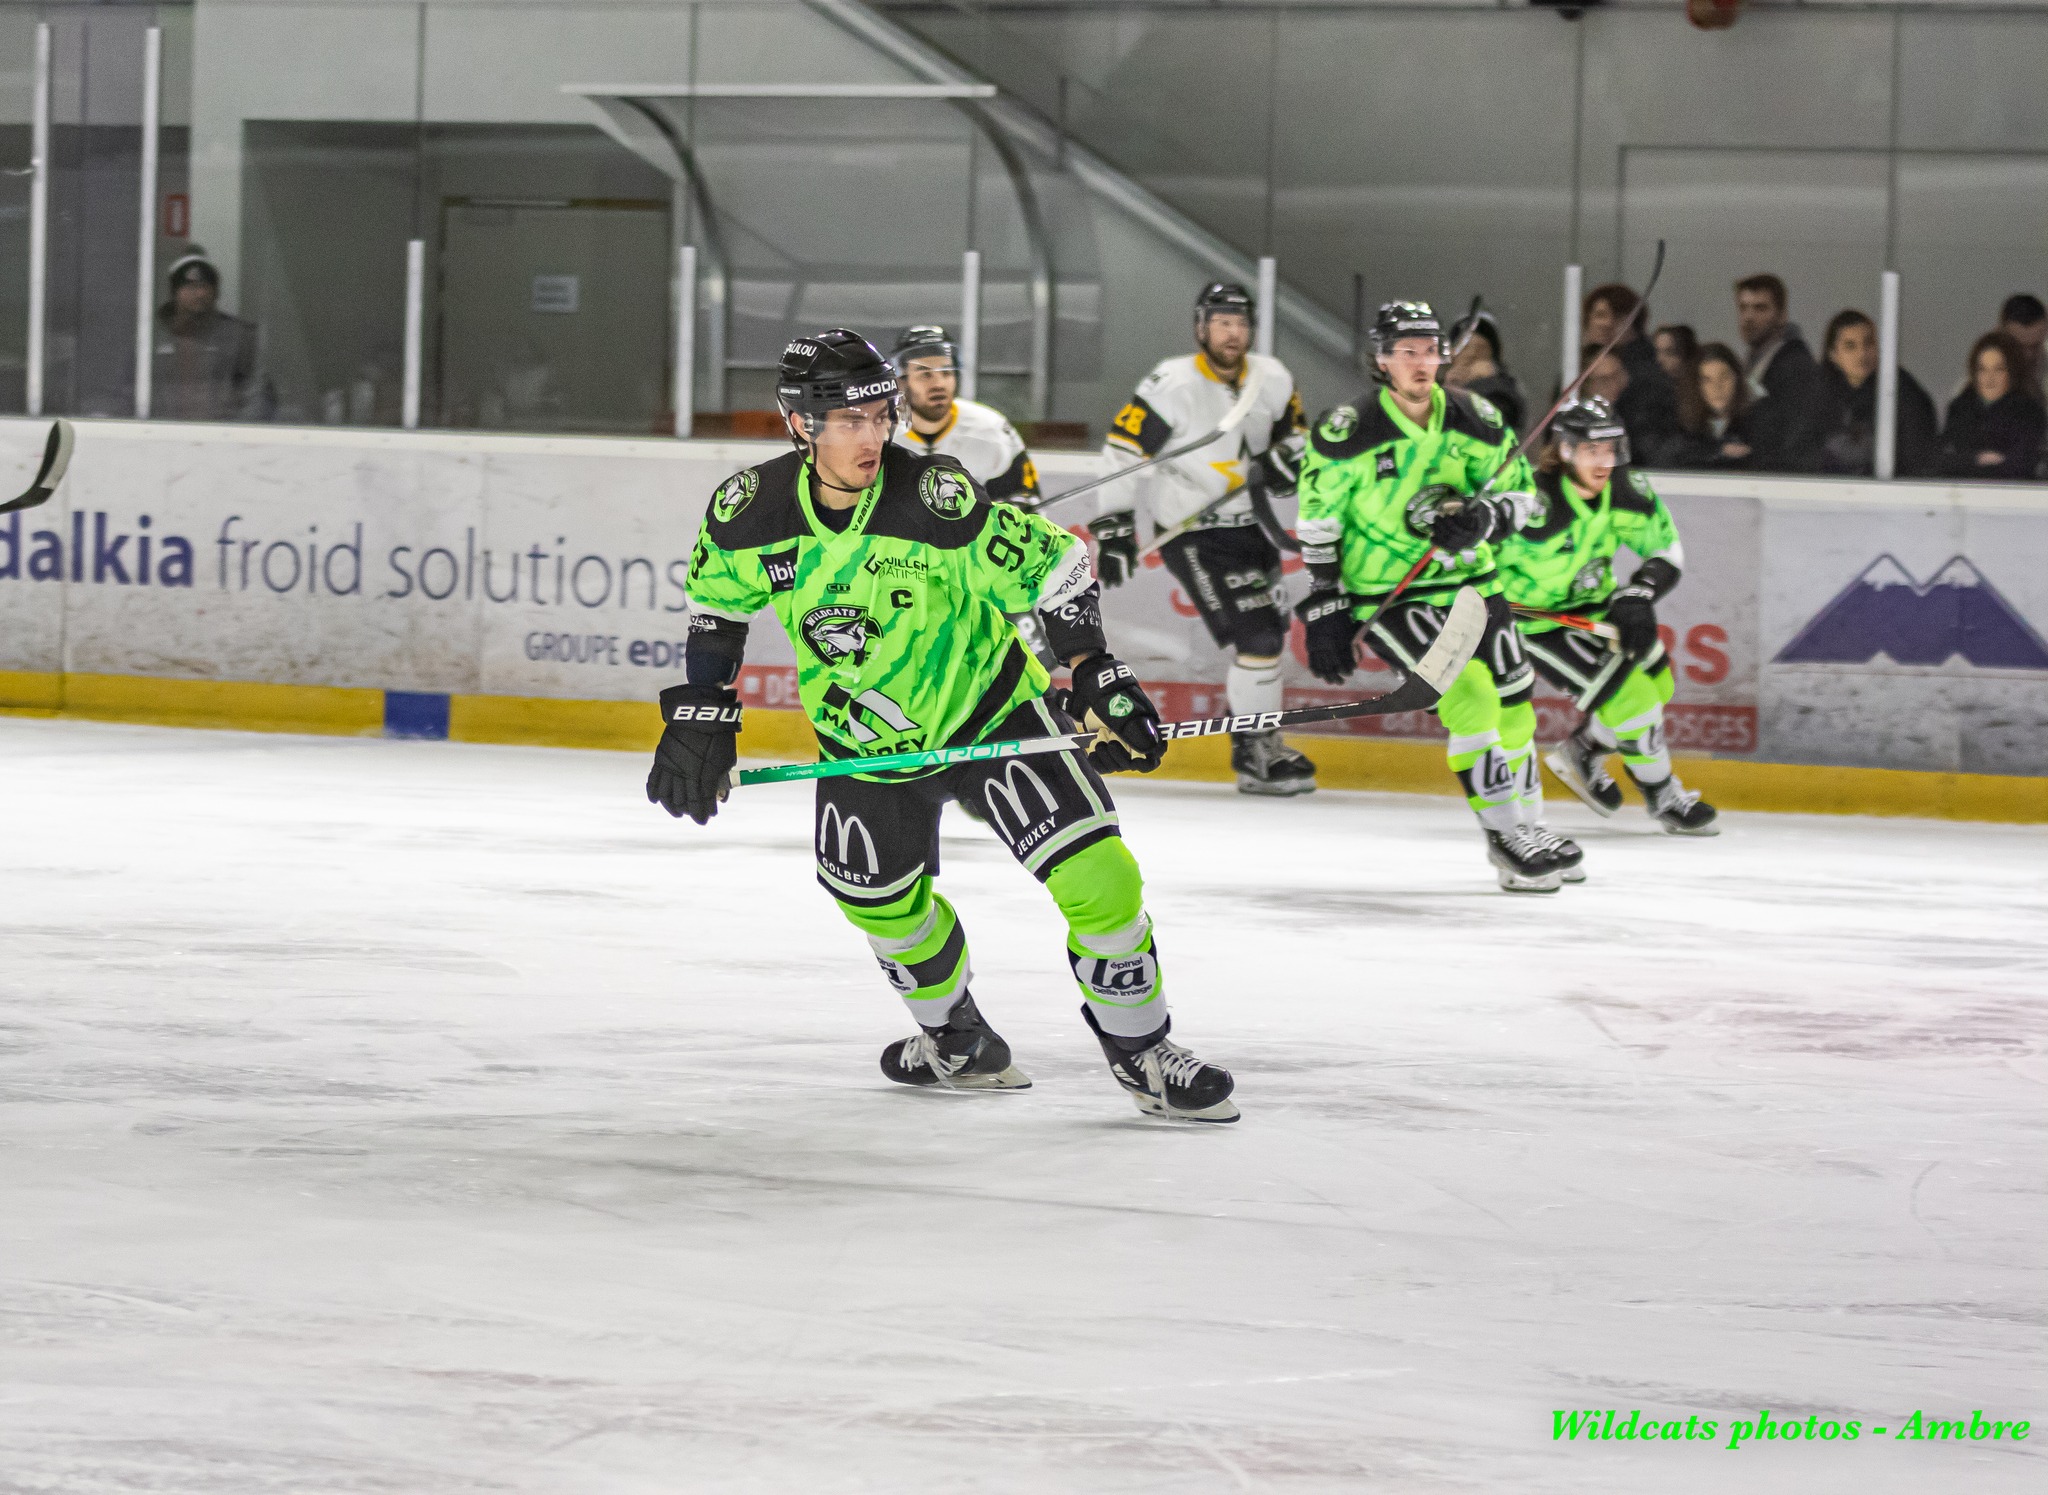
[2,718,2043,1494]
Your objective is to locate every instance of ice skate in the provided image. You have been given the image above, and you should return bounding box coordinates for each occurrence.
[1484,825,1564,893]
[1636,774,1720,837]
[1524,823,1586,883]
[1081,1007,1238,1123]
[1231,730,1317,797]
[1545,727,1623,817]
[880,994,1031,1091]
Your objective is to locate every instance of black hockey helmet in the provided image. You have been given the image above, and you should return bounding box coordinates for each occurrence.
[889,324,958,373]
[1195,280,1256,332]
[1553,395,1631,465]
[1370,300,1448,360]
[775,329,900,446]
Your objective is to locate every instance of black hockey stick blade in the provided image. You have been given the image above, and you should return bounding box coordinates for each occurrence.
[0,419,74,514]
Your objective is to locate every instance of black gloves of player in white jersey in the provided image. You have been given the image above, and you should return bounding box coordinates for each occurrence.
[648,684,742,824]
[1089,511,1139,588]
[1294,590,1361,684]
[1064,652,1164,773]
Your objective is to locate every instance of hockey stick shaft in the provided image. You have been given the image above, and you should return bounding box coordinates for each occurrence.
[1510,604,1619,641]
[1035,372,1264,515]
[1134,479,1251,561]
[0,420,74,514]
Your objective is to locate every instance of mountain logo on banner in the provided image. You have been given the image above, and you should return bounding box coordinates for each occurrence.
[1774,554,2048,671]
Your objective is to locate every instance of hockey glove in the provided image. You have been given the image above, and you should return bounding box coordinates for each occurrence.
[1295,589,1361,684]
[1604,584,1660,662]
[648,683,741,824]
[1427,497,1498,555]
[1254,433,1305,496]
[1089,510,1140,588]
[1064,652,1164,773]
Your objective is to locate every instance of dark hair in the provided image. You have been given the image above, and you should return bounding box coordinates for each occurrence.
[1584,282,1644,327]
[1967,330,2027,399]
[1999,293,2046,328]
[1824,309,1876,359]
[1653,324,1699,365]
[1695,342,1749,420]
[1734,273,1788,313]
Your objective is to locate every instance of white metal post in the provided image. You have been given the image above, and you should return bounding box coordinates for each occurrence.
[401,239,424,429]
[674,243,696,439]
[134,26,163,420]
[1875,270,1901,481]
[958,249,981,402]
[1255,255,1278,359]
[26,22,52,417]
[1561,263,1584,388]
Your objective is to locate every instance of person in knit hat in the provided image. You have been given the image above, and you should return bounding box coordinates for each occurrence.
[153,247,270,421]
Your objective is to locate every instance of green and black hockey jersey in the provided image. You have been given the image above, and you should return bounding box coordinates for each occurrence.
[685,445,1092,775]
[1495,465,1682,632]
[1295,384,1534,609]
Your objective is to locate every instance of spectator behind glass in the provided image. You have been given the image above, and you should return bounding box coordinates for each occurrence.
[1653,324,1699,383]
[1814,309,1939,477]
[1444,309,1525,433]
[153,248,272,421]
[1667,342,1754,469]
[1733,273,1823,471]
[1939,331,2046,481]
[1998,293,2046,400]
[1582,283,1681,463]
[1577,339,1684,469]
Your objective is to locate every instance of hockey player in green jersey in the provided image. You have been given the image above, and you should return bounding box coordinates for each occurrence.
[646,330,1238,1122]
[1497,396,1720,835]
[1293,301,1585,893]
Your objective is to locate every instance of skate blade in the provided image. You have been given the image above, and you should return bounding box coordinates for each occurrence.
[1559,865,1587,883]
[1494,870,1562,893]
[1235,774,1316,797]
[937,1065,1034,1091]
[1658,818,1721,838]
[1544,750,1620,818]
[1128,1091,1240,1124]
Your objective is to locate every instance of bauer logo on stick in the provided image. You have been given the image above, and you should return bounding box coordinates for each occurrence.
[918,466,974,520]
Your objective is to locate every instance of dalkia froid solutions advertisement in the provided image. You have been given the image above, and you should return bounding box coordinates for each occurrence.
[5,423,2042,774]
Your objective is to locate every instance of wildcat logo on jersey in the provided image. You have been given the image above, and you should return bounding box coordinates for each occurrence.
[1318,406,1356,443]
[919,466,973,519]
[711,469,759,523]
[1572,560,1608,597]
[1629,470,1655,497]
[1404,483,1462,535]
[1464,392,1502,427]
[801,605,877,665]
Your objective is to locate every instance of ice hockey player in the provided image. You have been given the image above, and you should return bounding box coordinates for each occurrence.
[1294,301,1585,893]
[1498,396,1720,835]
[1092,282,1317,797]
[647,329,1238,1122]
[889,325,1041,507]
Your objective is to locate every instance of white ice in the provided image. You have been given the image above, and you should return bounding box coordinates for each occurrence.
[2,718,2043,1494]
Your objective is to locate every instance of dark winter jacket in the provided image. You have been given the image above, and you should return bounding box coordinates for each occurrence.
[1813,363,1940,478]
[1665,410,1757,471]
[1455,369,1526,436]
[1611,333,1684,467]
[152,306,269,421]
[1742,324,1825,472]
[1939,388,2046,481]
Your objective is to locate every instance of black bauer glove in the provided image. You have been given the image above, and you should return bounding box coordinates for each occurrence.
[1605,583,1660,662]
[1427,496,1499,555]
[1295,589,1360,684]
[1064,653,1164,773]
[1089,510,1139,588]
[648,684,741,824]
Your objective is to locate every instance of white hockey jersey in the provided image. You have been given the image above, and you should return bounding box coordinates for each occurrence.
[893,397,1039,504]
[1099,351,1305,532]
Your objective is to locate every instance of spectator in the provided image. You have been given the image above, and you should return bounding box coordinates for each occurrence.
[1576,340,1683,469]
[1653,324,1699,384]
[1812,309,1938,477]
[152,248,270,421]
[1444,308,1526,432]
[1582,283,1682,463]
[1998,293,2046,399]
[1733,272,1823,470]
[1939,331,2045,481]
[1667,342,1754,469]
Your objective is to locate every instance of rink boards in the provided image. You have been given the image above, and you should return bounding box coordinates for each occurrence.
[1,418,2044,820]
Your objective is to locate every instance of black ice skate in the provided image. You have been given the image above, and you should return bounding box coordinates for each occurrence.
[1544,728,1623,816]
[880,994,1031,1091]
[1484,825,1564,893]
[1524,823,1586,883]
[1634,774,1721,837]
[1232,730,1317,797]
[1081,1006,1239,1123]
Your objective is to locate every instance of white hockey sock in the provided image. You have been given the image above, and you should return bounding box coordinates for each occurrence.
[1612,707,1672,785]
[1513,745,1545,825]
[1226,655,1285,721]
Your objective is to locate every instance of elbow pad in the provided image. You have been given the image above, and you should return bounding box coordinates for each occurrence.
[1039,581,1108,661]
[684,612,750,686]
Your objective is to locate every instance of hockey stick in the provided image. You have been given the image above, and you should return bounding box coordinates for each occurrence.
[1035,370,1265,515]
[1510,604,1620,642]
[1134,478,1250,561]
[0,420,74,514]
[734,586,1487,788]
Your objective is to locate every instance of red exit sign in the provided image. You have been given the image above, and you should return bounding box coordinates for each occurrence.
[163,193,189,238]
